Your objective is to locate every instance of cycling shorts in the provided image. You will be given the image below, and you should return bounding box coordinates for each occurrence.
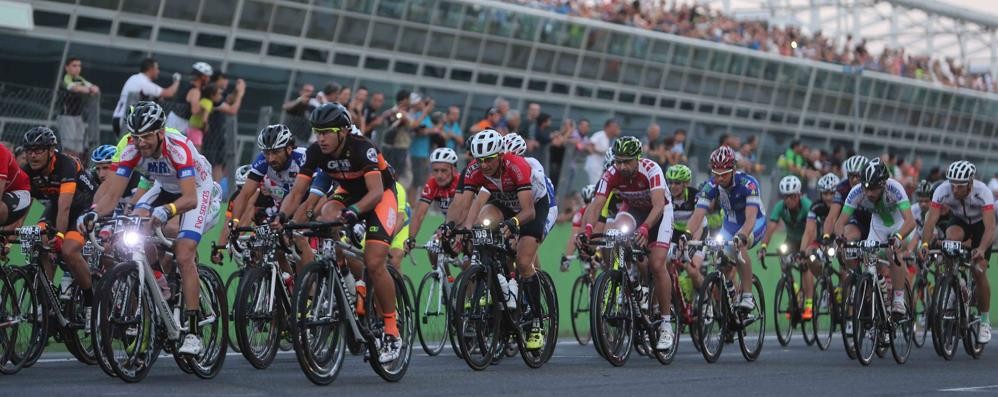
[136,181,222,242]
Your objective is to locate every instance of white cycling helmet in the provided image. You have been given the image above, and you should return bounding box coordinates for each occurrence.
[502,133,527,156]
[778,175,802,195]
[469,129,503,159]
[235,164,252,187]
[603,147,615,170]
[581,184,596,204]
[817,173,840,193]
[430,147,458,165]
[946,160,976,183]
[842,155,869,176]
[192,61,213,77]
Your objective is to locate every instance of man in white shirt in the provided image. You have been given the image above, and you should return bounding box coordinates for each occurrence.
[584,119,620,184]
[989,173,998,198]
[112,57,180,136]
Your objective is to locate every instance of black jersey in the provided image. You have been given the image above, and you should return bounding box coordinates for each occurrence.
[299,135,394,197]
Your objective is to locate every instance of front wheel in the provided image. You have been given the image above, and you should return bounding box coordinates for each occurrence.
[183,265,228,379]
[932,276,960,360]
[695,275,726,363]
[453,265,503,371]
[738,274,766,362]
[99,262,158,383]
[224,269,244,354]
[416,270,449,356]
[291,262,345,386]
[0,272,19,373]
[519,271,558,368]
[233,267,282,369]
[773,277,794,347]
[890,279,913,364]
[570,274,592,345]
[852,276,878,366]
[591,270,633,367]
[812,275,836,351]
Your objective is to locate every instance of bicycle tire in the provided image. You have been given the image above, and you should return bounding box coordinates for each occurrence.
[890,278,913,364]
[234,267,282,369]
[591,270,633,366]
[453,265,503,371]
[840,274,858,360]
[812,275,835,351]
[416,270,448,356]
[291,261,346,386]
[695,274,726,363]
[62,282,97,365]
[0,272,19,373]
[100,262,159,383]
[932,275,960,360]
[911,273,929,348]
[184,265,228,379]
[570,274,592,346]
[4,268,46,373]
[852,275,877,366]
[366,266,414,382]
[224,269,243,354]
[519,270,558,368]
[773,276,794,347]
[738,274,766,362]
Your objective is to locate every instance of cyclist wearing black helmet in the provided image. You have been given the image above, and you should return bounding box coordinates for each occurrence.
[834,158,916,315]
[20,126,99,321]
[274,102,403,363]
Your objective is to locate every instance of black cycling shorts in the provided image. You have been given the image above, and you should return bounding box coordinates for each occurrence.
[945,218,992,262]
[492,196,549,241]
[1,191,31,226]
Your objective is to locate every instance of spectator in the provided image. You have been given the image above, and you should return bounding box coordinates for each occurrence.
[670,128,687,163]
[549,118,576,190]
[379,89,414,187]
[525,103,542,152]
[336,86,352,105]
[778,139,806,177]
[738,135,764,174]
[494,97,511,131]
[441,106,464,150]
[642,123,668,167]
[348,86,368,134]
[927,166,943,183]
[408,95,433,203]
[363,91,385,138]
[282,83,316,143]
[57,57,100,158]
[313,82,340,106]
[111,57,181,136]
[166,61,212,138]
[185,82,220,151]
[531,112,553,171]
[506,110,522,134]
[585,118,620,184]
[469,107,501,134]
[204,72,245,183]
[988,173,998,198]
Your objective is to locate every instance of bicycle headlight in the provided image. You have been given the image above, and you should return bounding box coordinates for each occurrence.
[713,234,724,243]
[482,219,491,227]
[826,247,836,257]
[779,243,788,254]
[122,230,142,247]
[619,225,630,234]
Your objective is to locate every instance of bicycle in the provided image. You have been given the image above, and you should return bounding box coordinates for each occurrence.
[929,240,986,360]
[909,251,940,349]
[286,220,413,385]
[588,229,676,366]
[667,245,703,353]
[210,239,248,355]
[450,222,558,370]
[846,240,914,366]
[765,244,816,347]
[0,249,21,374]
[808,244,841,351]
[687,237,766,363]
[567,253,596,346]
[92,215,228,382]
[411,239,462,357]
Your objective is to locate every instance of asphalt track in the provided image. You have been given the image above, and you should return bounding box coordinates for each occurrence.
[7,336,997,397]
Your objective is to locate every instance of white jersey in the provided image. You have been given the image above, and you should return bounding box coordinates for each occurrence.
[248,147,308,201]
[116,134,213,193]
[524,157,549,202]
[842,178,911,228]
[930,180,995,224]
[113,73,164,118]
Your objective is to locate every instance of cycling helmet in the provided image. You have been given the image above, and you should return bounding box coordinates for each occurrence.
[946,160,976,183]
[309,102,352,130]
[817,173,840,193]
[126,101,166,136]
[469,129,503,159]
[915,179,934,198]
[612,136,642,159]
[709,146,736,171]
[861,158,889,189]
[192,62,213,77]
[502,133,527,156]
[665,164,692,182]
[429,147,458,165]
[581,184,596,204]
[603,147,614,170]
[257,124,294,150]
[842,155,869,176]
[90,144,117,165]
[23,126,58,148]
[778,175,802,195]
[235,164,252,187]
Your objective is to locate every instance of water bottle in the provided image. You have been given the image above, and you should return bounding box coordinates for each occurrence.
[507,279,519,309]
[343,272,357,306]
[60,271,74,300]
[281,272,294,290]
[154,270,172,301]
[496,274,516,309]
[724,279,736,300]
[959,277,969,303]
[173,307,182,329]
[876,275,888,303]
[638,286,649,310]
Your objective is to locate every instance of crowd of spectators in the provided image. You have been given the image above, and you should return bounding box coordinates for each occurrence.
[508,0,996,92]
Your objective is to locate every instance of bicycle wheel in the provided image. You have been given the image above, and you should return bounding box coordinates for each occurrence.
[812,275,835,351]
[453,265,503,371]
[852,276,877,366]
[840,275,858,360]
[962,299,985,359]
[738,274,766,362]
[90,273,117,378]
[695,274,726,363]
[911,273,930,348]
[570,274,592,345]
[100,262,158,383]
[62,282,97,365]
[184,265,228,379]
[366,266,413,382]
[234,267,282,369]
[932,276,960,360]
[291,261,346,385]
[3,268,46,373]
[0,272,18,372]
[890,278,913,364]
[589,271,609,361]
[224,269,243,354]
[773,276,794,347]
[447,270,466,359]
[591,270,633,367]
[652,292,680,365]
[519,270,559,368]
[416,270,448,356]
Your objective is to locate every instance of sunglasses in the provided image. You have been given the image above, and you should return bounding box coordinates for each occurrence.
[24,147,49,154]
[312,127,343,134]
[667,180,685,186]
[711,169,734,176]
[477,154,500,162]
[613,158,636,165]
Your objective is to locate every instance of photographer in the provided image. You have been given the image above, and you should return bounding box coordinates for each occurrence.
[282,83,316,143]
[379,90,415,187]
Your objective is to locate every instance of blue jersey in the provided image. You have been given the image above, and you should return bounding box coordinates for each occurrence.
[545,177,557,208]
[309,170,333,196]
[248,147,308,201]
[696,172,766,226]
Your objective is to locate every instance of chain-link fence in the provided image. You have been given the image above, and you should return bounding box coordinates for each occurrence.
[0,81,100,152]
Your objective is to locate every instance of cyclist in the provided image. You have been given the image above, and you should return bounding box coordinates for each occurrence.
[577,136,675,351]
[89,144,149,214]
[406,147,460,269]
[802,173,840,264]
[920,161,994,343]
[78,101,221,356]
[20,127,98,323]
[0,141,32,227]
[459,129,549,350]
[502,133,559,241]
[212,164,253,264]
[273,103,402,363]
[759,175,814,319]
[561,184,596,272]
[832,158,915,315]
[684,146,767,312]
[822,155,872,252]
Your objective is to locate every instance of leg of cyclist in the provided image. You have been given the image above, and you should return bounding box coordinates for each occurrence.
[796,243,815,319]
[360,189,401,362]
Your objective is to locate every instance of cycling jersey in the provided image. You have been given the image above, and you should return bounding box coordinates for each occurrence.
[462,153,536,212]
[115,133,213,193]
[841,179,911,227]
[930,180,995,224]
[22,152,97,204]
[769,196,812,240]
[672,186,700,233]
[594,158,666,211]
[0,144,30,192]
[834,179,872,222]
[418,172,459,216]
[248,147,308,201]
[696,172,766,226]
[807,201,830,229]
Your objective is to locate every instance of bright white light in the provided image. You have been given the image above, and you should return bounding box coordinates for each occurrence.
[809,254,817,262]
[122,231,142,247]
[482,219,491,227]
[713,234,724,243]
[827,247,837,257]
[779,244,788,254]
[620,225,630,234]
[791,41,798,49]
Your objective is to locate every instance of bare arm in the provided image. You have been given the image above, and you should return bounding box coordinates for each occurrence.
[160,80,180,98]
[823,203,842,237]
[227,179,259,227]
[278,174,312,219]
[409,201,431,241]
[94,174,130,216]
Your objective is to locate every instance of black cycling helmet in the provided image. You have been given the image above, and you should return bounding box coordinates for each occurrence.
[309,102,352,131]
[861,158,889,189]
[915,179,934,198]
[126,101,166,136]
[257,124,294,150]
[23,126,58,149]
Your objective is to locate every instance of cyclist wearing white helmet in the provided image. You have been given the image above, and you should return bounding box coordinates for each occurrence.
[822,155,873,245]
[759,175,817,319]
[407,147,462,270]
[920,160,995,343]
[801,173,840,264]
[503,133,559,240]
[561,184,596,272]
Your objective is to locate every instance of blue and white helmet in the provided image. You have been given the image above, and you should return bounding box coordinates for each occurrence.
[90,144,117,165]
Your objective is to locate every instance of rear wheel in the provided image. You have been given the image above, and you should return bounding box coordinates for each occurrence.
[366,266,414,382]
[234,267,281,369]
[519,271,558,368]
[3,268,46,374]
[0,273,19,372]
[416,270,448,356]
[570,274,592,345]
[840,275,858,360]
[738,274,766,362]
[224,269,243,354]
[912,273,930,348]
[62,282,97,365]
[185,265,228,379]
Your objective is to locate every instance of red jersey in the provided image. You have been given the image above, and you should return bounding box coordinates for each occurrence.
[595,158,666,211]
[461,153,533,212]
[419,173,459,216]
[0,144,30,192]
[571,206,586,228]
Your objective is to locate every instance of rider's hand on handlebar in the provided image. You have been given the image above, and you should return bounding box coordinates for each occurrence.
[210,247,224,264]
[757,245,767,262]
[340,206,360,225]
[151,206,171,227]
[76,211,99,234]
[404,237,416,254]
[500,218,519,238]
[888,233,904,249]
[733,233,748,248]
[560,254,571,272]
[634,223,649,247]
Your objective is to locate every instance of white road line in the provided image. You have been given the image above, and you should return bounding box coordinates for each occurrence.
[939,385,998,392]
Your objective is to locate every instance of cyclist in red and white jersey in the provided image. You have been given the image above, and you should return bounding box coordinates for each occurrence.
[0,142,32,226]
[79,101,221,356]
[406,147,461,270]
[576,136,675,351]
[920,161,995,343]
[562,184,596,271]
